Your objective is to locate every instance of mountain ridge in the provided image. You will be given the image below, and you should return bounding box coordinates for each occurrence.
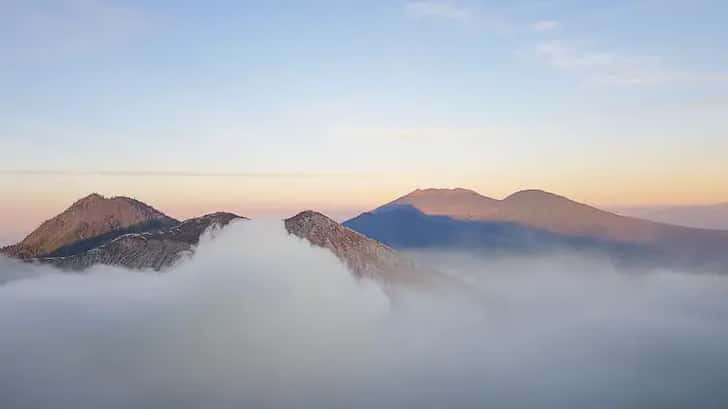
[347,187,728,272]
[285,210,453,289]
[41,212,244,271]
[384,187,728,241]
[3,194,455,286]
[1,193,179,258]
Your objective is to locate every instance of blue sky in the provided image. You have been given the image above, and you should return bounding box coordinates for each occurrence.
[1,0,728,238]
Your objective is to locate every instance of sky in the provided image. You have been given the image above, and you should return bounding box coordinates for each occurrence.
[2,0,728,244]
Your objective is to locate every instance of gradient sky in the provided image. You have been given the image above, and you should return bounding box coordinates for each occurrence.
[2,0,728,244]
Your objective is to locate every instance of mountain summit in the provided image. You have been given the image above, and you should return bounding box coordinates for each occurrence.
[347,188,728,272]
[285,210,450,289]
[384,188,500,220]
[44,212,244,271]
[1,194,179,259]
[0,193,246,271]
[382,187,728,243]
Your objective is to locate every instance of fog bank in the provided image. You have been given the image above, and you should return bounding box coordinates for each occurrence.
[1,220,727,409]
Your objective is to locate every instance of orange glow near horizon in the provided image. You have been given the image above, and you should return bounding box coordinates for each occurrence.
[1,171,727,245]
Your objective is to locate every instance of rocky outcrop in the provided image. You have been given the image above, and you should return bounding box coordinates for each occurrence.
[39,212,244,271]
[284,210,450,289]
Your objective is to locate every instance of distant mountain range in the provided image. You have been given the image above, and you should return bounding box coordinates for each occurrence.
[0,194,447,288]
[613,203,728,230]
[344,188,728,272]
[4,189,728,278]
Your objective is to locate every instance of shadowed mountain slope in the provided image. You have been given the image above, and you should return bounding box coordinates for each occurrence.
[345,204,646,255]
[383,188,728,243]
[285,210,452,289]
[351,188,728,272]
[1,194,179,258]
[41,212,244,271]
[385,188,728,244]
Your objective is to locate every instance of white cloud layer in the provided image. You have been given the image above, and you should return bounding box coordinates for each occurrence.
[1,220,728,408]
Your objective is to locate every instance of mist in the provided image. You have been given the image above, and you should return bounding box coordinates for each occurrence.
[1,220,727,409]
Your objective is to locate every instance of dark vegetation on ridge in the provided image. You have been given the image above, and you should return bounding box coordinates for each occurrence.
[42,212,245,272]
[46,219,180,258]
[0,194,245,272]
[1,193,179,259]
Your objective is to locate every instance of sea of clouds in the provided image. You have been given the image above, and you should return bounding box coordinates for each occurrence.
[1,220,727,409]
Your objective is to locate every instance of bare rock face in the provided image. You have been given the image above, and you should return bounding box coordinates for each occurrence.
[1,193,179,259]
[284,210,448,289]
[40,212,244,272]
